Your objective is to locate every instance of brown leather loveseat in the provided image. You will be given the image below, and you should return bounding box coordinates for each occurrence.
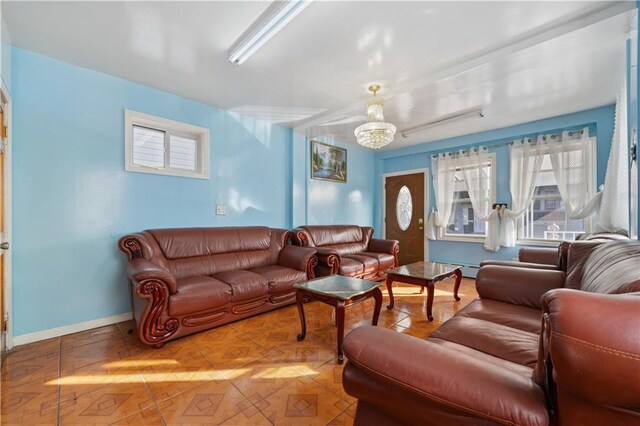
[341,240,640,425]
[119,227,317,347]
[292,225,399,280]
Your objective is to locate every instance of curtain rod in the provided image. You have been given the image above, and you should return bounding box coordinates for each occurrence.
[430,128,586,158]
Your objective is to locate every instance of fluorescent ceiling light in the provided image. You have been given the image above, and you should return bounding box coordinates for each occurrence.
[228,0,313,65]
[400,108,484,138]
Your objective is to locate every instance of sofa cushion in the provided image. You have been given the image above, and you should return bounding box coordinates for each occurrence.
[456,299,541,334]
[428,338,535,377]
[212,270,268,302]
[169,276,232,316]
[360,252,395,270]
[430,316,539,368]
[250,265,307,293]
[339,257,365,276]
[343,254,379,273]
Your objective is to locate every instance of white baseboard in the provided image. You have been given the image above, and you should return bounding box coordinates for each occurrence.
[12,312,133,346]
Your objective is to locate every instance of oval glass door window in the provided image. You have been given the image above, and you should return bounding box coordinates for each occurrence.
[396,185,413,231]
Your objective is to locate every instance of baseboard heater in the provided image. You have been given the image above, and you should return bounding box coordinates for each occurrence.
[459,264,480,279]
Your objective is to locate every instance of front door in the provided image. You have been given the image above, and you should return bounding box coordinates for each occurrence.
[385,172,425,266]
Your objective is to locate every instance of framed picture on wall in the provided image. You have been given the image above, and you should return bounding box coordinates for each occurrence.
[311,140,347,183]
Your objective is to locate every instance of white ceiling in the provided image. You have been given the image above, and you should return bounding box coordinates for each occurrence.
[4,1,635,150]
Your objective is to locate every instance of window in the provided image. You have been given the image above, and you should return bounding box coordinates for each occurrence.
[518,138,596,242]
[443,154,495,239]
[125,110,210,179]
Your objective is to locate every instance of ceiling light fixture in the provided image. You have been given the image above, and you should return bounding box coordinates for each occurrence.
[228,0,313,65]
[354,84,397,149]
[400,108,484,138]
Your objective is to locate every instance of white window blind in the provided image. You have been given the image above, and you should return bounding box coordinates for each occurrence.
[132,126,165,168]
[169,135,197,171]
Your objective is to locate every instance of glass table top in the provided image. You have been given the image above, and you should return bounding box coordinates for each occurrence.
[294,275,381,301]
[387,261,462,280]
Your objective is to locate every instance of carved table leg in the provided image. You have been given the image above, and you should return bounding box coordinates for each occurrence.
[336,300,346,364]
[296,291,307,342]
[372,287,382,326]
[425,282,435,322]
[385,275,395,310]
[453,269,462,301]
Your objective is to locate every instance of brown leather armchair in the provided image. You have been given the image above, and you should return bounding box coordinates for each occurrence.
[119,227,317,347]
[342,240,640,425]
[292,225,399,280]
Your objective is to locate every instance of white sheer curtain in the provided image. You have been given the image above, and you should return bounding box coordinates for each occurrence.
[427,154,457,240]
[547,127,602,219]
[458,147,499,251]
[597,80,629,232]
[500,139,545,247]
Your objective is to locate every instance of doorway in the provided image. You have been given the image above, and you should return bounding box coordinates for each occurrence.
[384,169,428,265]
[0,84,11,354]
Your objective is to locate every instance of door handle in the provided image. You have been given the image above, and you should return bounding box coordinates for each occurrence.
[418,218,424,230]
[0,242,9,250]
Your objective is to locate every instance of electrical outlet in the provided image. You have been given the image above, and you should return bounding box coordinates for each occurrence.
[216,204,226,215]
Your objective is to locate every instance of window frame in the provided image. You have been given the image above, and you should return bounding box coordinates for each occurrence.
[516,136,597,246]
[124,110,210,179]
[439,152,496,243]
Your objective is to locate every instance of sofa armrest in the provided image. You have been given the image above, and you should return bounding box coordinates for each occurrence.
[518,246,559,266]
[342,326,548,425]
[278,246,318,277]
[368,238,399,255]
[119,233,151,260]
[313,247,340,274]
[542,289,640,418]
[476,265,565,309]
[127,258,177,294]
[479,260,559,270]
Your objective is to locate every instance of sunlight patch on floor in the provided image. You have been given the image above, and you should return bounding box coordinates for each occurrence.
[49,364,319,385]
[104,359,179,368]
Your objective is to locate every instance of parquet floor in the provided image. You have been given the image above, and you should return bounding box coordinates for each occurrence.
[1,278,477,425]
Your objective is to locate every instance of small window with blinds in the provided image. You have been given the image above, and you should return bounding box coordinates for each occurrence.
[125,110,210,179]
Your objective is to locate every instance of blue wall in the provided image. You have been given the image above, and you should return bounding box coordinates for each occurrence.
[374,105,616,266]
[11,48,293,336]
[307,145,375,226]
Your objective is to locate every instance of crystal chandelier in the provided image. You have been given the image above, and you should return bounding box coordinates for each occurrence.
[354,84,396,149]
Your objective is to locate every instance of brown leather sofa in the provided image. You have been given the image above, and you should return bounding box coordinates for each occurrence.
[118,227,317,347]
[292,225,399,280]
[341,240,640,425]
[481,232,630,271]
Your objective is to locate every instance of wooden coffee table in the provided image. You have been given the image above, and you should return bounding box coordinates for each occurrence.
[294,275,383,364]
[385,261,463,321]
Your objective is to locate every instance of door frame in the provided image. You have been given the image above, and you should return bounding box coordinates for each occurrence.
[382,168,429,262]
[1,80,12,351]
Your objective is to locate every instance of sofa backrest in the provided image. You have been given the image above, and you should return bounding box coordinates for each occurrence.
[576,231,629,241]
[579,240,640,294]
[296,225,373,255]
[563,241,604,289]
[138,227,289,279]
